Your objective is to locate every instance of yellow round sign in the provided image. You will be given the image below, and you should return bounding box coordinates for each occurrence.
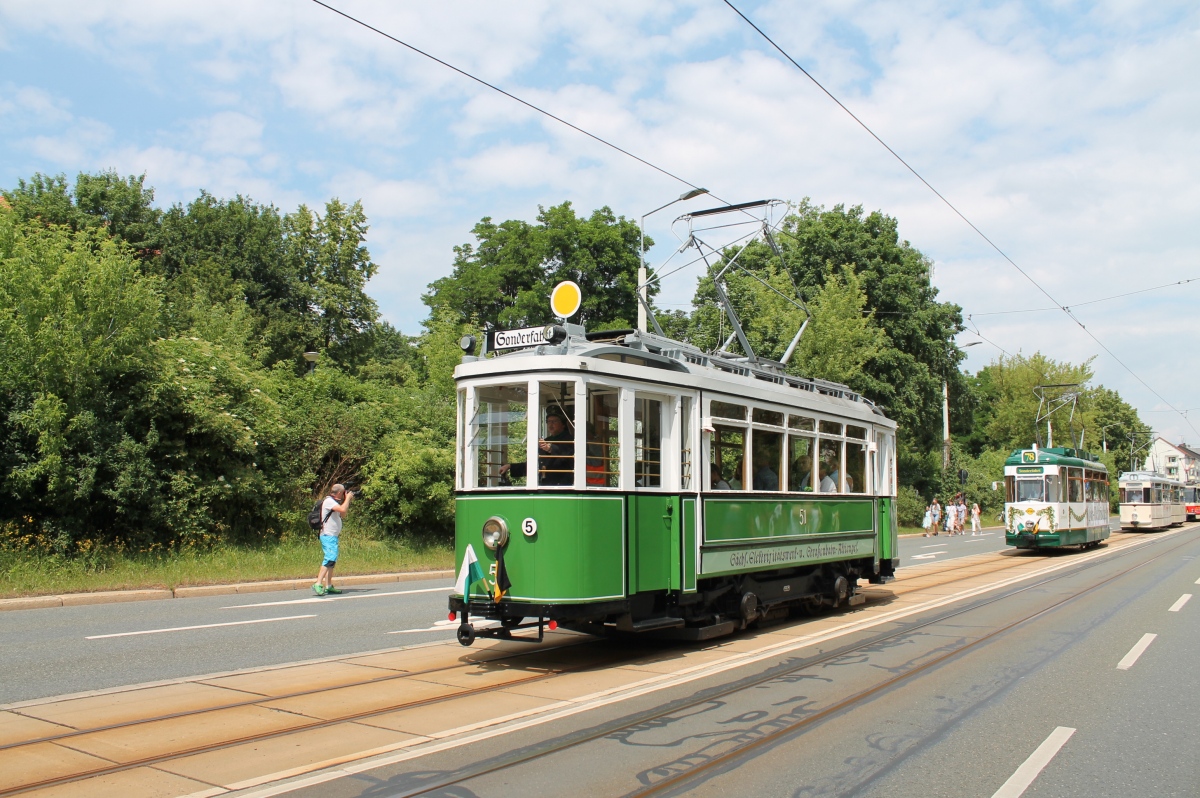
[550,280,581,319]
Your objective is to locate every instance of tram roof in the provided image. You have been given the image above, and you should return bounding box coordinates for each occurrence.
[1003,447,1106,470]
[455,325,894,428]
[1118,471,1183,486]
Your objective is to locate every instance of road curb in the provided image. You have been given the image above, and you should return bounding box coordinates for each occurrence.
[0,569,454,612]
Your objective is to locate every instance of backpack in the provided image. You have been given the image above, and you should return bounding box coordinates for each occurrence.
[307,498,336,533]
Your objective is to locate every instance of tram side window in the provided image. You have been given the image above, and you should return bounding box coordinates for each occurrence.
[712,400,747,420]
[845,442,866,494]
[711,425,745,490]
[586,388,619,488]
[1005,475,1016,503]
[1045,474,1061,503]
[1068,468,1083,502]
[817,438,843,492]
[788,434,815,491]
[472,384,528,488]
[634,395,663,488]
[751,429,782,491]
[537,382,575,487]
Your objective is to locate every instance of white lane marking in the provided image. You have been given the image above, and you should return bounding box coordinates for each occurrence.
[86,615,317,640]
[920,543,947,549]
[1194,577,1200,585]
[910,552,945,560]
[388,619,499,635]
[157,529,1195,798]
[991,726,1076,798]
[223,586,451,609]
[1168,594,1192,612]
[1116,633,1157,670]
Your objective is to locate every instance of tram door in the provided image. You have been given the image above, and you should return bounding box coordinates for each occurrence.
[628,393,679,593]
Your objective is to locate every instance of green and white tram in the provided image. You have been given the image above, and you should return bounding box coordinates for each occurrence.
[1118,471,1185,530]
[448,322,899,645]
[1003,447,1110,550]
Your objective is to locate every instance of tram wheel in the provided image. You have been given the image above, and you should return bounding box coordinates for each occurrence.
[456,624,476,647]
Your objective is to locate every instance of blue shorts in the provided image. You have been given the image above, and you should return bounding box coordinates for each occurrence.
[319,534,339,567]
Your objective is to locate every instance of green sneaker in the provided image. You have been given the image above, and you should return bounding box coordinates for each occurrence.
[312,583,325,596]
[324,585,342,595]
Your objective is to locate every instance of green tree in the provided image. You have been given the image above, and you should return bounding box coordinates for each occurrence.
[3,170,162,256]
[682,201,964,456]
[976,353,1094,452]
[425,201,647,331]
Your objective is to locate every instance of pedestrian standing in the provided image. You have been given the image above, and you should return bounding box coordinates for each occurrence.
[314,484,354,596]
[971,502,982,535]
[930,498,942,536]
[946,500,958,535]
[922,504,933,537]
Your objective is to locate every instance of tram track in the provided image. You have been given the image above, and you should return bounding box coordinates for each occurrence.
[378,528,1197,798]
[0,529,1179,797]
[0,639,609,796]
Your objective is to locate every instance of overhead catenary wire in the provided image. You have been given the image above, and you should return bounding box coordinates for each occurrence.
[311,0,1186,438]
[721,0,1199,440]
[971,276,1200,317]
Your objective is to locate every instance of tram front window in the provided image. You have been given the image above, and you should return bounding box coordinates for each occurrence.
[1015,479,1044,502]
[537,382,575,487]
[472,384,528,488]
[1045,475,1061,503]
[586,388,619,488]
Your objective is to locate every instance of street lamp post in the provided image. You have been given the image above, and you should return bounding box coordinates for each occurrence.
[944,341,982,470]
[303,351,319,375]
[638,188,708,333]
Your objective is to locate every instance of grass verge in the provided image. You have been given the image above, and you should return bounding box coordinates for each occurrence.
[0,533,453,599]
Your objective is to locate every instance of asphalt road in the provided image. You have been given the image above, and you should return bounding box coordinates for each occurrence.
[1,576,457,704]
[0,518,1121,706]
[299,524,1198,798]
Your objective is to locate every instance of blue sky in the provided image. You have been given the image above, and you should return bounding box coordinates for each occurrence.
[3,0,1199,445]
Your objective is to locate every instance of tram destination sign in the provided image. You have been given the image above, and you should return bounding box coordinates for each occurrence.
[1016,466,1044,474]
[487,326,549,352]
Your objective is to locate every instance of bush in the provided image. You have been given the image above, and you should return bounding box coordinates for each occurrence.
[897,485,926,527]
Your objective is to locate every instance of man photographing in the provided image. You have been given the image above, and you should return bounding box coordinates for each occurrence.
[314,483,353,596]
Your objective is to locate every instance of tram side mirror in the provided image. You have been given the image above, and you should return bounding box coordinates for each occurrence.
[543,324,568,345]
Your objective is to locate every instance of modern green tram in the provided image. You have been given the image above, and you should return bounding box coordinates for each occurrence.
[1118,471,1185,530]
[1003,447,1110,550]
[449,324,899,645]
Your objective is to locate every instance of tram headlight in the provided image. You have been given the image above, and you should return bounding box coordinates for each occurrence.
[482,516,509,550]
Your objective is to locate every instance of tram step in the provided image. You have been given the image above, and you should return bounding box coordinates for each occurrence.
[627,616,686,632]
[657,620,739,641]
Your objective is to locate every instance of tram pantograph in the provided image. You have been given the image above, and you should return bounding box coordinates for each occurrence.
[448,201,899,645]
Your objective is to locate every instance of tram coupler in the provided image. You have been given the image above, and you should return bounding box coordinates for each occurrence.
[452,601,554,646]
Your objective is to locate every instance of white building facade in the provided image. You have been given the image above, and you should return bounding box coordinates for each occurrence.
[1143,437,1200,482]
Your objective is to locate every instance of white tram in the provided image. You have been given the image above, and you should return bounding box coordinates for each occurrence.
[1003,447,1110,549]
[1118,471,1185,530]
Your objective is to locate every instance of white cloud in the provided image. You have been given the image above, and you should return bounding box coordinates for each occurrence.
[3,0,1200,427]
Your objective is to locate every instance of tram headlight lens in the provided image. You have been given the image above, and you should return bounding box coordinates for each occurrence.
[482,516,509,550]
